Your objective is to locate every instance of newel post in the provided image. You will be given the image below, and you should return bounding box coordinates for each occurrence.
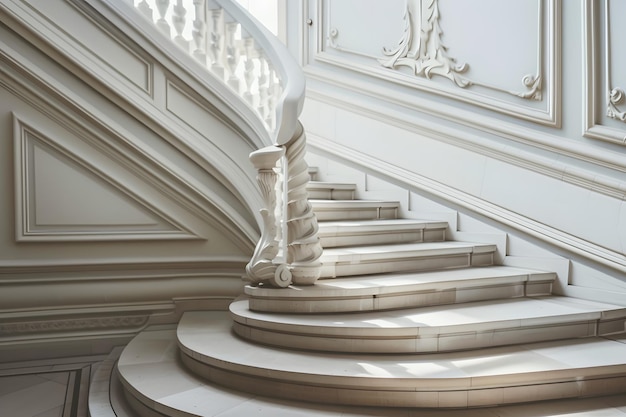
[245,123,322,288]
[246,145,292,287]
[283,122,323,285]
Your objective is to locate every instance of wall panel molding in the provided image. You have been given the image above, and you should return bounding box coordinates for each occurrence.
[0,256,246,348]
[13,115,197,242]
[306,85,626,187]
[583,0,626,145]
[0,257,246,309]
[308,0,561,126]
[2,0,154,97]
[306,134,626,275]
[0,32,257,251]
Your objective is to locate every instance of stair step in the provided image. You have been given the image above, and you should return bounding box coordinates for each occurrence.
[311,199,399,221]
[172,311,626,408]
[319,241,496,278]
[307,181,356,200]
[244,266,556,313]
[318,218,447,247]
[115,327,626,416]
[231,296,626,353]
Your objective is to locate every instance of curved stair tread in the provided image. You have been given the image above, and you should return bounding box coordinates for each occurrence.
[245,266,556,313]
[116,326,626,414]
[230,296,626,353]
[245,266,555,299]
[176,311,626,408]
[231,296,626,336]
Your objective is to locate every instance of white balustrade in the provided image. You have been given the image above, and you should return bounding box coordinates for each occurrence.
[131,0,293,142]
[127,0,318,287]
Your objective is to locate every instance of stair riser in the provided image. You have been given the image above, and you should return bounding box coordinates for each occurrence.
[320,253,493,278]
[319,229,446,248]
[233,319,618,354]
[178,349,626,408]
[314,207,398,221]
[246,282,550,313]
[308,189,355,200]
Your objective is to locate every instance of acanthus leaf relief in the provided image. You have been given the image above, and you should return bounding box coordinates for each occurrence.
[378,0,543,101]
[607,87,626,122]
[378,0,470,88]
[513,74,542,100]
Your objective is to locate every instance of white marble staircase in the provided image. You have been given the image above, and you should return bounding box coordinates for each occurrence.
[112,180,626,415]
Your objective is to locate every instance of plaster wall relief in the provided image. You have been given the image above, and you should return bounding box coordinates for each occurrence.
[312,0,559,125]
[378,0,542,101]
[13,115,196,242]
[584,0,626,145]
[604,0,626,126]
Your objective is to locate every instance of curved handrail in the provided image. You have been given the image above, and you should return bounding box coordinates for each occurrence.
[212,0,305,145]
[124,0,304,147]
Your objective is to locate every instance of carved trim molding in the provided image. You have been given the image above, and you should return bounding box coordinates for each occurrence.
[311,0,560,126]
[604,0,625,124]
[607,87,626,122]
[378,0,542,101]
[583,0,626,145]
[0,316,149,336]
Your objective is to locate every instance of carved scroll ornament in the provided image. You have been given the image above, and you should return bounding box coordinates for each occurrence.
[607,87,626,122]
[378,0,542,100]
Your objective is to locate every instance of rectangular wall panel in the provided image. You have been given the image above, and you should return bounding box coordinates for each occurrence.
[584,0,626,145]
[309,0,560,125]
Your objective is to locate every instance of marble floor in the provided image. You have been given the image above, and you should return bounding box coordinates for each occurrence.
[0,357,99,417]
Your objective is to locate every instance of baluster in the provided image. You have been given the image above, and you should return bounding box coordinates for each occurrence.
[191,0,207,63]
[136,0,153,21]
[172,0,189,51]
[225,20,241,92]
[242,37,256,106]
[257,54,269,123]
[155,0,171,37]
[265,67,279,131]
[208,8,225,80]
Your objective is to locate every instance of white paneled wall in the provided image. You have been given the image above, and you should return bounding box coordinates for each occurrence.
[292,0,626,301]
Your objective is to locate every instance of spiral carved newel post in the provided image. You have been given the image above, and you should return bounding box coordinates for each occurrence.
[284,123,323,285]
[246,123,323,288]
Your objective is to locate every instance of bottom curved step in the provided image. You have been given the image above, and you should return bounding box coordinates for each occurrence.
[175,311,626,409]
[115,322,626,416]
